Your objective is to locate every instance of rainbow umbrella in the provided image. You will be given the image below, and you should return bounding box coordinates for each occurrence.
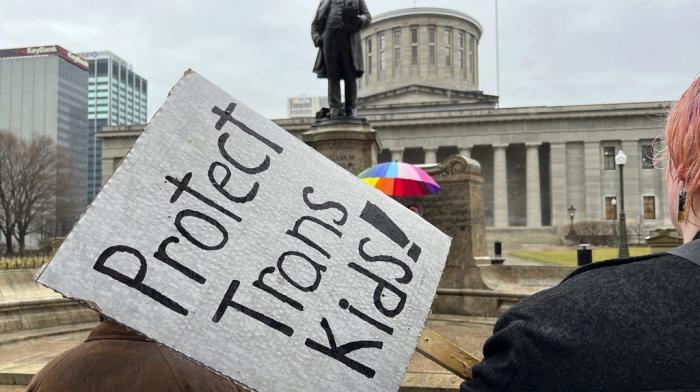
[358,162,440,197]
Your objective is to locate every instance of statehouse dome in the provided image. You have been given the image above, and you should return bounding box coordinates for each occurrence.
[359,7,483,98]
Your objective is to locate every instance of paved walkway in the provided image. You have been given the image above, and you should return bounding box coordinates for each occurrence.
[502,253,547,266]
[0,316,496,391]
[402,314,496,391]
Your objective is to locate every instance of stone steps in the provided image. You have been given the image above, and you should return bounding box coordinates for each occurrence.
[0,269,99,334]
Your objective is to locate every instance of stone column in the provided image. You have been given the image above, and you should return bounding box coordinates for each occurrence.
[424,148,438,164]
[493,143,509,227]
[549,143,568,227]
[459,146,472,159]
[390,148,403,162]
[584,141,602,220]
[621,140,641,222]
[526,143,542,227]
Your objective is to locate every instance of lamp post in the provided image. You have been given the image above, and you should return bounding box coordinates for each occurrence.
[615,150,629,258]
[568,205,576,237]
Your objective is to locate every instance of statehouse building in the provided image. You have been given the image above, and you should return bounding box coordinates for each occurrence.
[98,7,672,238]
[275,7,672,234]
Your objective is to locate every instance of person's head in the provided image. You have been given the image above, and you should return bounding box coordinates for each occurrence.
[407,204,423,216]
[664,76,700,238]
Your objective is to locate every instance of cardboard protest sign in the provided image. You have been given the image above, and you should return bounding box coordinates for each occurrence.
[37,71,451,392]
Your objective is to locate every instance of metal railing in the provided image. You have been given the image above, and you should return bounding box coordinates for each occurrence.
[0,250,51,270]
[436,288,528,301]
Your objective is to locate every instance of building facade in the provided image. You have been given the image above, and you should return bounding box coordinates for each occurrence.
[287,96,328,118]
[81,51,148,202]
[0,45,89,233]
[275,8,671,232]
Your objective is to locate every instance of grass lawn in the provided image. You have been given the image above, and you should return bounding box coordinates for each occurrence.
[510,246,654,267]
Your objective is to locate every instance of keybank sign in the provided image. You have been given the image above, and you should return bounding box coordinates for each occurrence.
[26,46,58,55]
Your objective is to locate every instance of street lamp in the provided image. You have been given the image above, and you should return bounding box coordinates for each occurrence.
[615,150,629,258]
[568,205,576,237]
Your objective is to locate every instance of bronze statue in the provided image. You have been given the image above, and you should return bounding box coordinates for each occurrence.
[312,0,371,119]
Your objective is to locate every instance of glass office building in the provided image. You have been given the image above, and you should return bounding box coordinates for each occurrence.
[0,45,89,234]
[81,51,147,203]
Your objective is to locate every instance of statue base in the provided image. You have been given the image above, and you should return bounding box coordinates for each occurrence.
[302,117,380,175]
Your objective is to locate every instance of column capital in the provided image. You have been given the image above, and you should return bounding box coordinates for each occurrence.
[492,143,509,149]
[525,142,542,148]
[423,147,438,152]
[550,141,566,148]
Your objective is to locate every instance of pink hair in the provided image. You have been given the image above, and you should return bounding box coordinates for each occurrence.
[666,76,700,212]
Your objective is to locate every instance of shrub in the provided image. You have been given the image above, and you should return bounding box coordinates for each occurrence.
[562,220,618,246]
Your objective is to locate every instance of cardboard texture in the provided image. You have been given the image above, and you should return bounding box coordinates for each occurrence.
[36,71,452,392]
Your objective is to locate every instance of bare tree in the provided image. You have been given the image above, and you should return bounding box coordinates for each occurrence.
[0,132,20,255]
[0,131,79,254]
[13,135,58,253]
[54,145,81,237]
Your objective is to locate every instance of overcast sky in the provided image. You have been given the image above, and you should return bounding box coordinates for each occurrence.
[2,0,699,119]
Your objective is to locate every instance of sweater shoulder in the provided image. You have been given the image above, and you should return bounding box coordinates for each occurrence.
[507,252,697,318]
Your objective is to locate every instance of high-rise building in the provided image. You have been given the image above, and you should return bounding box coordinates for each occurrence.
[287,96,328,118]
[0,45,89,234]
[80,51,147,202]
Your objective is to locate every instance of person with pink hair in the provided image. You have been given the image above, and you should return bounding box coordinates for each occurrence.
[460,76,700,391]
[665,77,700,242]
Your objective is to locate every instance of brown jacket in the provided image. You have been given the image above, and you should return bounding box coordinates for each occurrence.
[26,320,248,392]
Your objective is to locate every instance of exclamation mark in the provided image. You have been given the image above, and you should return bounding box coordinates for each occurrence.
[359,202,422,262]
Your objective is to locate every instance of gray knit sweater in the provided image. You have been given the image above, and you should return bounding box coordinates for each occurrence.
[460,252,700,392]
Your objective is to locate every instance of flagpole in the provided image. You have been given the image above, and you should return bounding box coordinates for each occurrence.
[495,0,501,107]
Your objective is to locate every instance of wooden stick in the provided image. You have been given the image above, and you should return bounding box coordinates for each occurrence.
[415,328,481,380]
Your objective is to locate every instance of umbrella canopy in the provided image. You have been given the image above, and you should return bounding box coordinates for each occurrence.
[358,161,440,197]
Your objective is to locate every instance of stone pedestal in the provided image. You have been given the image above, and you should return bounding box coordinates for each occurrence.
[398,156,490,315]
[646,228,683,253]
[301,118,381,174]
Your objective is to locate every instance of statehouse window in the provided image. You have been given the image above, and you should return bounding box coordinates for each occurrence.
[379,32,386,71]
[605,197,618,220]
[459,31,466,69]
[444,28,452,67]
[643,196,656,220]
[428,26,436,66]
[603,146,616,170]
[641,143,655,169]
[469,35,476,82]
[393,29,401,68]
[410,26,419,66]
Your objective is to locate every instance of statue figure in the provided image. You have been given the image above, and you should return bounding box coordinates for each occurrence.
[312,0,371,119]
